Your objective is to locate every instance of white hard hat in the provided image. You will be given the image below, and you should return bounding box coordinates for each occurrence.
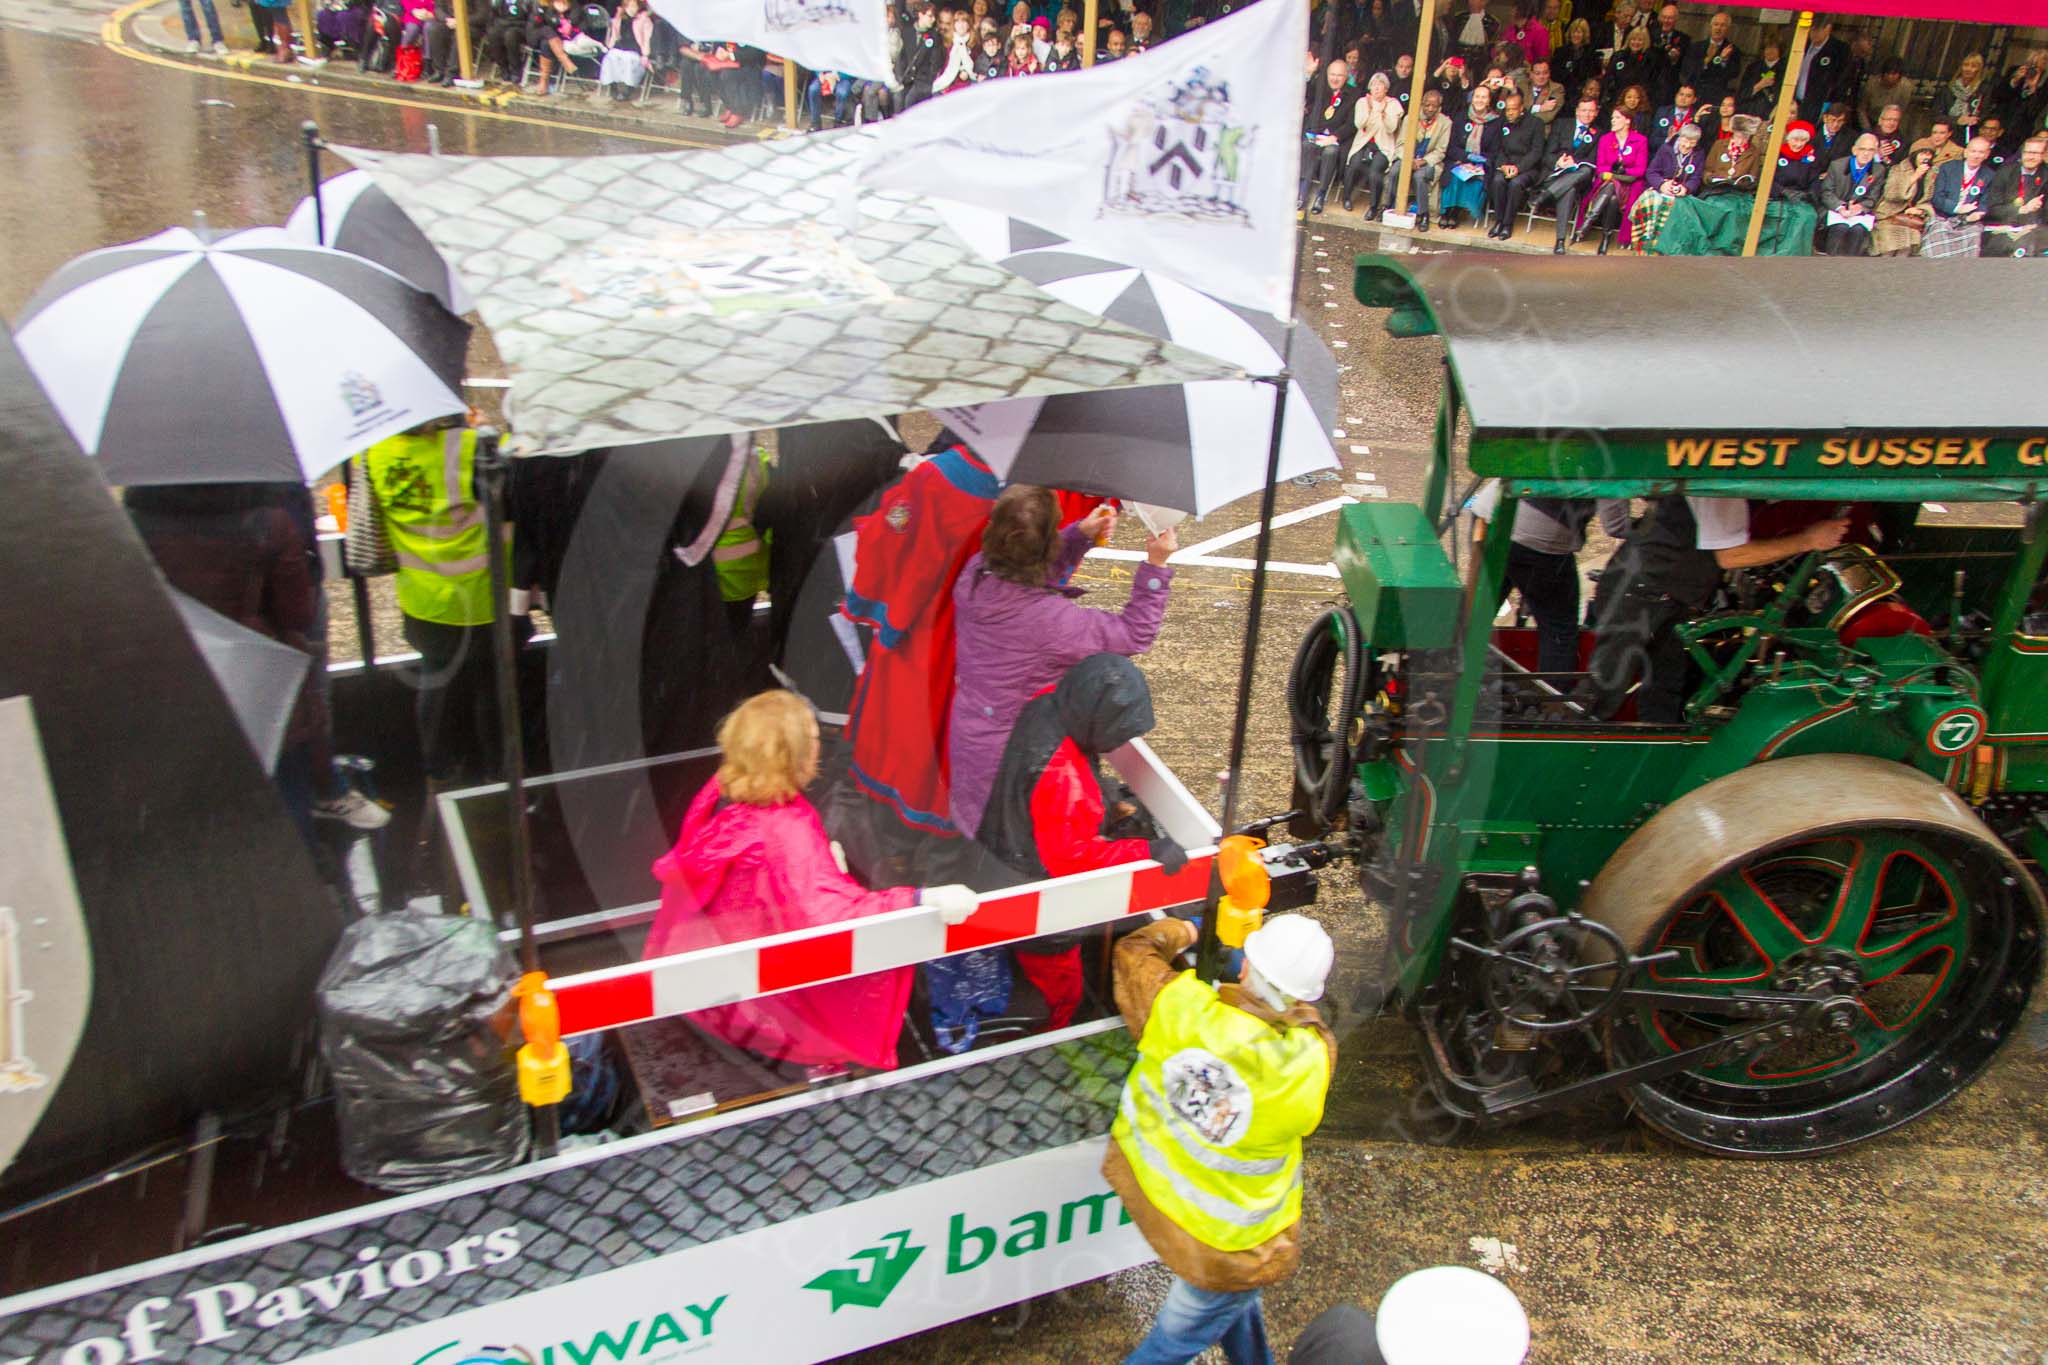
[1376,1266,1530,1365]
[1240,915,1334,1003]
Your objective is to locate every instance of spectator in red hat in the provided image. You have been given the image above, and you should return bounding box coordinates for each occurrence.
[1772,118,1824,204]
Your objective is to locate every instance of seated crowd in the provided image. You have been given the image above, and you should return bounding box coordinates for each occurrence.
[306,0,1227,127]
[1299,4,2048,258]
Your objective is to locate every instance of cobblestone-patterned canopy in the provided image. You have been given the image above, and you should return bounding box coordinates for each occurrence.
[340,133,1241,456]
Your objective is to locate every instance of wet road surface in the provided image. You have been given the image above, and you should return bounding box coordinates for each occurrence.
[4,23,2047,1362]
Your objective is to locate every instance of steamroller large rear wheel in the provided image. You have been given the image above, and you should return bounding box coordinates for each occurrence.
[1582,754,2042,1157]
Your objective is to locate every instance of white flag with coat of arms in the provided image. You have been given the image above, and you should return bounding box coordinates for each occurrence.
[858,0,1307,323]
[648,0,895,85]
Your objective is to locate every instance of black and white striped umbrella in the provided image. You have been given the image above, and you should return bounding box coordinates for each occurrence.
[14,226,470,486]
[286,170,472,315]
[933,206,1339,515]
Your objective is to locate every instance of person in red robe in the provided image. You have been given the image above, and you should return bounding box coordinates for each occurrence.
[840,439,1001,847]
[835,434,1101,887]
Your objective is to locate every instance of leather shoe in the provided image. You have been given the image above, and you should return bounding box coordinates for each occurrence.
[1553,242,1566,254]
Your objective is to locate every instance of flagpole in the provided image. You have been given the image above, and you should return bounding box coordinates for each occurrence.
[1195,331,1293,985]
[1387,0,1437,230]
[1743,10,1812,258]
[1082,0,1097,66]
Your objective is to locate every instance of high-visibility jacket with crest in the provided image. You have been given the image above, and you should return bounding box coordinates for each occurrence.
[1112,970,1330,1253]
[363,427,494,627]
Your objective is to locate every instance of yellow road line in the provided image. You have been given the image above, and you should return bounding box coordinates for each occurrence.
[101,0,721,149]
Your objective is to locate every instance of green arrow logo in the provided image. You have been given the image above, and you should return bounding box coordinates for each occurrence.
[803,1230,926,1312]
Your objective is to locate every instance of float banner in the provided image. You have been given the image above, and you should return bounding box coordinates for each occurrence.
[300,1138,1150,1365]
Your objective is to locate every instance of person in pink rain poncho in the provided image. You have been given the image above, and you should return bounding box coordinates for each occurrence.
[645,690,974,1071]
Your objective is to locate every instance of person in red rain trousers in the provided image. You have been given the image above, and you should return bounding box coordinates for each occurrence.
[972,654,1186,1031]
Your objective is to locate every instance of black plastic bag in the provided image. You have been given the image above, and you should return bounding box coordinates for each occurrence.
[317,913,528,1192]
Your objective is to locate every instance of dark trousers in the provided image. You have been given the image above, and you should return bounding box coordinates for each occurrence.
[1821,222,1873,256]
[1575,580,1693,723]
[1299,142,1343,207]
[1486,167,1534,227]
[425,20,456,77]
[1498,541,1583,676]
[482,19,524,77]
[1537,165,1595,240]
[1342,145,1395,212]
[403,614,531,784]
[677,60,715,110]
[1408,162,1437,220]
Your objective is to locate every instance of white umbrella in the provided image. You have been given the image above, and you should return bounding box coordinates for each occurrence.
[13,226,469,486]
[285,170,472,315]
[931,205,1339,515]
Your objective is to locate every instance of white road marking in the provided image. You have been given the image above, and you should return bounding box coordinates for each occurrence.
[1349,444,1371,455]
[1177,496,1356,557]
[1085,548,1340,579]
[1332,428,1347,438]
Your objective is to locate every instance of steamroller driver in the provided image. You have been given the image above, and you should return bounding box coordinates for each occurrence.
[1107,914,1337,1365]
[1575,496,1849,724]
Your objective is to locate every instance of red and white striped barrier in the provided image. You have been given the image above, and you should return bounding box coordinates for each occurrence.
[549,851,1216,1038]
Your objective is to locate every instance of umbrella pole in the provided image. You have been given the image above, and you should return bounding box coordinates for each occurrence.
[478,432,558,1158]
[1194,335,1294,985]
[300,122,326,246]
[477,433,537,975]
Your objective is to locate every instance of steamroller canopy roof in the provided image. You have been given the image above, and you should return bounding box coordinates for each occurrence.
[1353,255,2048,497]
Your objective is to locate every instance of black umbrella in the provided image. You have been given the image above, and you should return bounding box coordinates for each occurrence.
[286,170,472,314]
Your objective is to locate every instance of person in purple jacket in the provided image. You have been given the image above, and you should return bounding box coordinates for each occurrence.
[947,486,1176,843]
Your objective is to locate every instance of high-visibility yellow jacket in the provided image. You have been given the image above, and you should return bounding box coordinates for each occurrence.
[712,444,772,605]
[362,427,495,627]
[1106,919,1333,1289]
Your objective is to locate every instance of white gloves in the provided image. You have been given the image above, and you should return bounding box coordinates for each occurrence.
[922,884,977,925]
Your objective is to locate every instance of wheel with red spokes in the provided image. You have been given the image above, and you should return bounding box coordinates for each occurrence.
[1582,755,2043,1156]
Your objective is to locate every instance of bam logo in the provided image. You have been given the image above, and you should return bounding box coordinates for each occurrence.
[803,1231,924,1311]
[764,0,857,31]
[1102,67,1252,226]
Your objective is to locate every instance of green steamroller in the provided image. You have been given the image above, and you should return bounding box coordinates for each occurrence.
[1281,255,2048,1155]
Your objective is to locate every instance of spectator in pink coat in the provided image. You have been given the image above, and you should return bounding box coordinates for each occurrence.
[1589,107,1652,251]
[947,487,1175,841]
[646,690,974,1072]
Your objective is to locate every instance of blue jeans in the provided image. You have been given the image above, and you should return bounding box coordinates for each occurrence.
[178,0,224,44]
[1126,1279,1273,1365]
[805,75,851,125]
